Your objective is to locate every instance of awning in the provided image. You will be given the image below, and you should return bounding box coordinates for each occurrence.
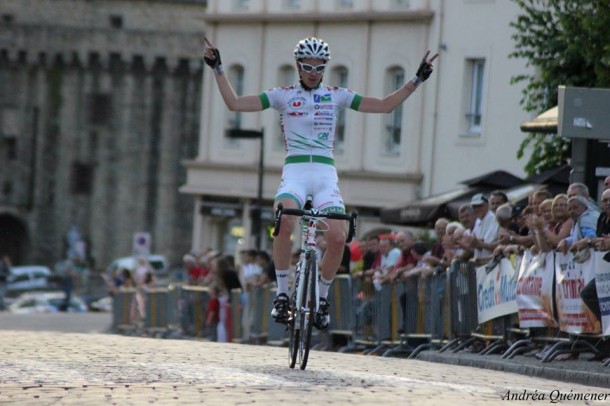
[445,183,543,219]
[380,187,477,226]
[380,170,525,226]
[520,106,558,134]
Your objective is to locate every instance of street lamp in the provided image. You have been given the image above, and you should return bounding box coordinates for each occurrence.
[226,128,265,250]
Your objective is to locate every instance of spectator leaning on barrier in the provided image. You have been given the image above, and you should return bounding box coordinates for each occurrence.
[456,204,476,260]
[469,193,500,260]
[557,195,600,254]
[443,221,465,266]
[426,218,449,268]
[579,188,610,360]
[354,235,380,280]
[372,237,401,288]
[567,182,601,214]
[387,231,417,283]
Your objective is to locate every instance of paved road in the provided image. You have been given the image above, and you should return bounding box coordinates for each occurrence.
[1,329,609,405]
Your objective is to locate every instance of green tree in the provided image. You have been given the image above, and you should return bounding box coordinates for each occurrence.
[510,0,610,176]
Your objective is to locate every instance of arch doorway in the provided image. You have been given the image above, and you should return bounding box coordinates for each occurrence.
[0,214,29,265]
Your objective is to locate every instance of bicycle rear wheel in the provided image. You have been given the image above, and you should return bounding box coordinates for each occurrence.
[298,252,316,370]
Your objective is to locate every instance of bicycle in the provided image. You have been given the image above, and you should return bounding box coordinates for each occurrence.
[273,196,357,370]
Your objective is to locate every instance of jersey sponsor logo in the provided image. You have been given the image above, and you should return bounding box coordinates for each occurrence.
[287,111,308,117]
[317,132,330,140]
[314,104,334,110]
[289,97,306,109]
[314,116,333,121]
[314,94,332,103]
[314,111,333,116]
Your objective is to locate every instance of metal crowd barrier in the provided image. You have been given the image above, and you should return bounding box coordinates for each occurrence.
[177,285,210,337]
[230,288,243,343]
[344,277,376,352]
[143,287,178,337]
[112,288,138,333]
[439,260,479,353]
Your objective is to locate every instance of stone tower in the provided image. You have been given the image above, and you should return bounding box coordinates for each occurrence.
[0,0,207,269]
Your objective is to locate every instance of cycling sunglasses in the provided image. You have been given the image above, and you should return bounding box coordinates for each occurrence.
[298,61,326,74]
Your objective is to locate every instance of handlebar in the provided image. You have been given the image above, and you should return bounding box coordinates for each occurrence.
[272,203,358,243]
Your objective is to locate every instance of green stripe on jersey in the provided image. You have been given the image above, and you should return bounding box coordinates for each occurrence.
[259,93,270,109]
[351,94,362,111]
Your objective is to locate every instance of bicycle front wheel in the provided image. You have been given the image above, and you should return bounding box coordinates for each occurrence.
[298,251,316,370]
[288,288,299,369]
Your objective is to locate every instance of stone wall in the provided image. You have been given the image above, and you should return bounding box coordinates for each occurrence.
[0,0,206,268]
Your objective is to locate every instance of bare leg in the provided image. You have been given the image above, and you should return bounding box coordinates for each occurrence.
[272,198,299,271]
[319,219,347,280]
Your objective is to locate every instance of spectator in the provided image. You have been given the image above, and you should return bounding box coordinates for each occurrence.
[134,257,153,287]
[529,189,553,216]
[557,196,600,254]
[183,254,206,285]
[580,188,610,359]
[568,182,600,213]
[0,255,11,310]
[604,175,610,191]
[387,231,416,283]
[354,235,380,280]
[55,257,76,312]
[541,194,573,249]
[455,204,476,260]
[371,237,401,288]
[239,249,263,290]
[425,218,449,268]
[489,190,509,214]
[254,250,275,287]
[469,193,500,260]
[443,221,465,265]
[205,285,221,341]
[400,241,432,279]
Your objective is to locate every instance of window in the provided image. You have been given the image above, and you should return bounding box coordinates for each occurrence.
[87,93,113,126]
[338,0,353,7]
[332,66,349,154]
[285,0,301,9]
[274,65,296,150]
[384,67,405,155]
[394,0,410,7]
[109,15,123,29]
[71,162,94,195]
[464,59,485,135]
[4,137,17,160]
[227,65,245,130]
[234,0,249,9]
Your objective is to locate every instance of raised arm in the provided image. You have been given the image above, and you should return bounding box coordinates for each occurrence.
[358,51,438,114]
[204,37,263,112]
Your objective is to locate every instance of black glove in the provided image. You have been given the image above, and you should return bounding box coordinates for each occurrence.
[204,48,222,70]
[415,57,433,82]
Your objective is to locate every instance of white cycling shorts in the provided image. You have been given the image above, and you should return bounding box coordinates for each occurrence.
[275,162,345,213]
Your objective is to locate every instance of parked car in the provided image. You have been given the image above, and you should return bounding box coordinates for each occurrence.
[106,254,169,279]
[8,291,87,314]
[6,266,54,294]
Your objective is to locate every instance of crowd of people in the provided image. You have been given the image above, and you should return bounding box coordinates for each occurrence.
[120,176,610,345]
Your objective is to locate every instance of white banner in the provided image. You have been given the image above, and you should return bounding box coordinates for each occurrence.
[555,250,599,334]
[476,258,518,324]
[593,251,610,336]
[516,251,557,328]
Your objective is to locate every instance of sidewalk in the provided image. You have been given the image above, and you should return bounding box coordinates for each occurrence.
[417,348,610,389]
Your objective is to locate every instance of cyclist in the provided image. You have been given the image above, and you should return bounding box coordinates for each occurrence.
[204,36,438,330]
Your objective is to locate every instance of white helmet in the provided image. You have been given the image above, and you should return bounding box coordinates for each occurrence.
[293,37,331,61]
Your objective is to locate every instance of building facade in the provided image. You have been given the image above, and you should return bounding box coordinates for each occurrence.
[0,0,206,267]
[182,0,534,253]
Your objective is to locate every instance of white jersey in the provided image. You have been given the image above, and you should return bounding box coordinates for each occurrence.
[259,83,362,159]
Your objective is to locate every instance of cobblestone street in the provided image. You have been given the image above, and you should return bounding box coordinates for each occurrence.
[1,330,609,405]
